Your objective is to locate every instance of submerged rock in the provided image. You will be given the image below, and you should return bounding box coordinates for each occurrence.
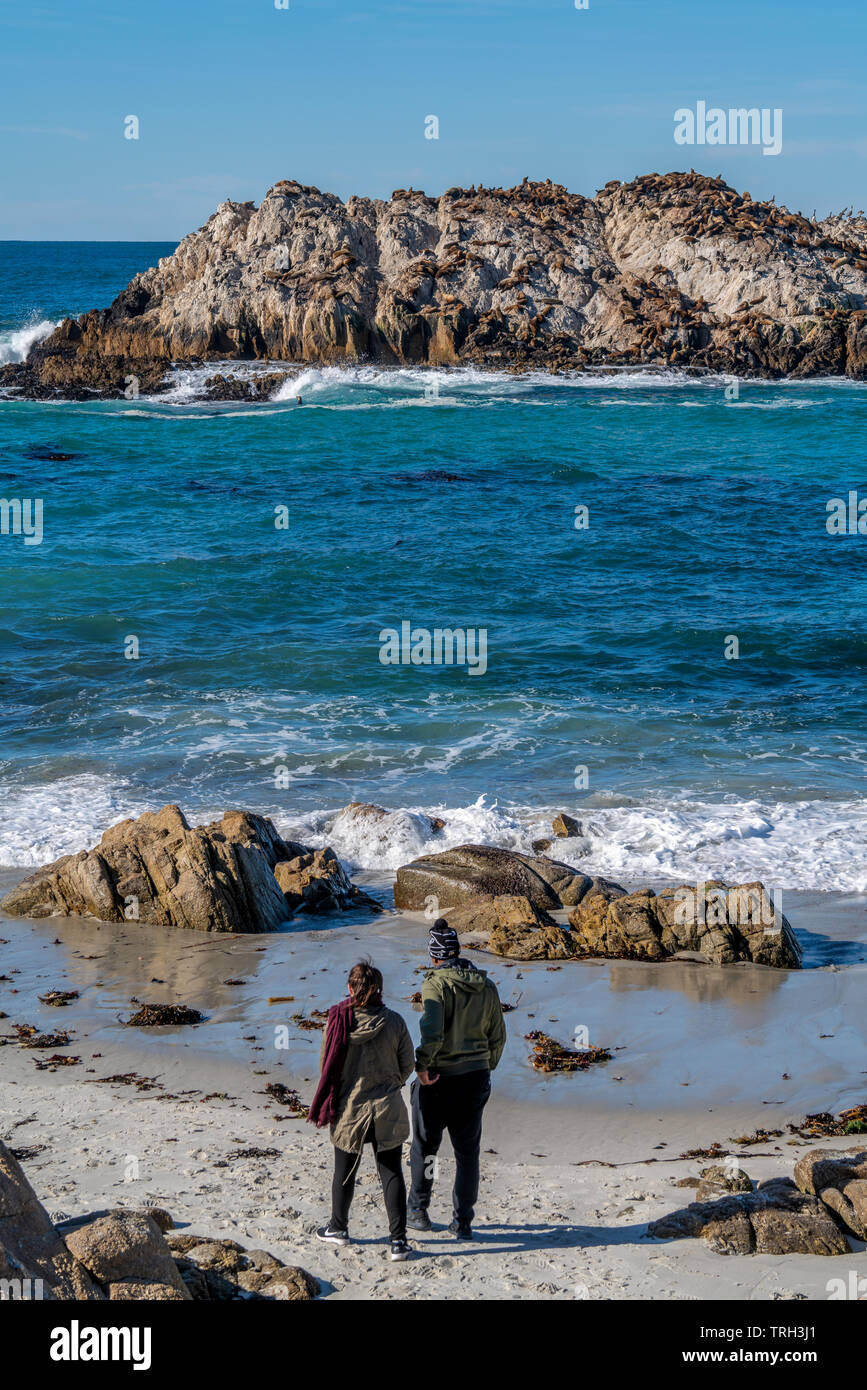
[0,805,380,932]
[552,813,581,838]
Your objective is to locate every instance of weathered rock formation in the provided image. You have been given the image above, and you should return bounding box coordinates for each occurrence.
[0,805,379,931]
[7,171,867,398]
[63,1211,191,1301]
[568,880,801,968]
[274,845,381,915]
[166,1233,318,1300]
[395,846,800,967]
[648,1176,851,1256]
[793,1147,867,1240]
[695,1164,755,1201]
[446,894,580,961]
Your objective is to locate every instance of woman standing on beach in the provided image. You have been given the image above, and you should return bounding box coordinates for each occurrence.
[309,960,414,1261]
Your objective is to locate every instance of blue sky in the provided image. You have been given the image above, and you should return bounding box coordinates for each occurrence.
[1,0,866,239]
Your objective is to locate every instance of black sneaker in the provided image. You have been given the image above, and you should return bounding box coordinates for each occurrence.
[316,1224,350,1246]
[407,1208,432,1232]
[448,1219,473,1240]
[389,1237,412,1262]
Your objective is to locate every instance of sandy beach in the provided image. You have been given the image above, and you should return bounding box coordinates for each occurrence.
[3,870,865,1301]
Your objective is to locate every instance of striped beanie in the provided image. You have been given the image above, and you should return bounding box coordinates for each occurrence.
[429,918,460,960]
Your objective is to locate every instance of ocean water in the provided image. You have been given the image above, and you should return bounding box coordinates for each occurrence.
[2,242,867,890]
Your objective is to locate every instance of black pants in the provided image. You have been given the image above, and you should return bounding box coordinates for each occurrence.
[331,1125,407,1240]
[409,1069,491,1226]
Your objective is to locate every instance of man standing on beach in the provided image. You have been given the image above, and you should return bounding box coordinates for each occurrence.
[408,919,506,1240]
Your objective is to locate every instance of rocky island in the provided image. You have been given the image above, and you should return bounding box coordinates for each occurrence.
[6,171,867,399]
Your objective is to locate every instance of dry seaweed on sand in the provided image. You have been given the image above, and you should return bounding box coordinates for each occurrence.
[290,1010,328,1031]
[524,1031,612,1073]
[13,1023,72,1049]
[86,1072,164,1092]
[226,1146,280,1161]
[122,1003,203,1027]
[730,1128,783,1146]
[787,1103,867,1137]
[679,1142,728,1160]
[263,1083,309,1117]
[33,1054,81,1069]
[11,1144,47,1160]
[38,989,79,1007]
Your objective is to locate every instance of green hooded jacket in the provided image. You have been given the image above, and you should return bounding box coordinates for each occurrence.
[415,958,507,1076]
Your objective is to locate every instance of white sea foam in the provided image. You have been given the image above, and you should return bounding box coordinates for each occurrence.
[0,316,59,366]
[279,793,867,894]
[42,361,867,413]
[0,775,149,868]
[2,780,865,894]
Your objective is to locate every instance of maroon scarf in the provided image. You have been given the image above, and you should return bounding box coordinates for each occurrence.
[307,993,384,1129]
[307,997,356,1128]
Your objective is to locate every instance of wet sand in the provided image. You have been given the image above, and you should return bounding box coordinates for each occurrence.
[1,872,866,1299]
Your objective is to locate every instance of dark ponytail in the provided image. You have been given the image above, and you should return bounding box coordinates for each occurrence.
[347,959,383,1007]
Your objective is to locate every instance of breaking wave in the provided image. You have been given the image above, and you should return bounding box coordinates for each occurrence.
[0,315,58,366]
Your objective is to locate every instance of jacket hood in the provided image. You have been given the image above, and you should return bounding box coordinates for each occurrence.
[426,959,488,993]
[348,1005,388,1044]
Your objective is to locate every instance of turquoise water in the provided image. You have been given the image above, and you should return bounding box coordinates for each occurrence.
[1,242,866,889]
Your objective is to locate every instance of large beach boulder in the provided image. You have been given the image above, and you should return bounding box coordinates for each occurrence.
[63,1211,191,1301]
[569,879,801,968]
[0,805,290,931]
[0,1141,103,1300]
[392,843,616,913]
[0,805,377,932]
[648,1177,851,1256]
[793,1147,867,1240]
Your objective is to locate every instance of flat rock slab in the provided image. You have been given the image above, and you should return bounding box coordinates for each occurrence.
[648,1177,851,1256]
